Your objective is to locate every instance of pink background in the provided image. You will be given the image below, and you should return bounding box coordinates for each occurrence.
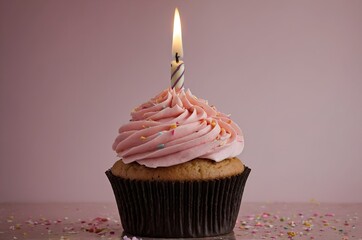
[1,0,361,203]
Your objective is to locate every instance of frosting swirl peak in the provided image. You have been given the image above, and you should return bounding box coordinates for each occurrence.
[112,88,244,168]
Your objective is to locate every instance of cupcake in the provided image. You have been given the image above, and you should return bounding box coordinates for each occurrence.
[106,88,250,238]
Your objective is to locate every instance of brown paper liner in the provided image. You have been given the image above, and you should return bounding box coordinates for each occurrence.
[106,166,250,238]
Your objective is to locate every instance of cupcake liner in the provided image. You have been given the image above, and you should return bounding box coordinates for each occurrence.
[106,166,250,238]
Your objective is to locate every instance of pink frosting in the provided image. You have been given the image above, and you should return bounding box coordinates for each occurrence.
[112,88,244,168]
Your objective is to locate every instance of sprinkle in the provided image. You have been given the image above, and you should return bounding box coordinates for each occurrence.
[171,129,175,135]
[170,123,178,129]
[240,225,251,230]
[157,132,163,136]
[211,121,216,127]
[227,119,232,124]
[288,221,296,227]
[140,136,147,141]
[287,231,297,237]
[325,213,335,217]
[63,226,74,232]
[123,236,141,240]
[303,220,313,227]
[255,222,263,227]
[157,144,165,149]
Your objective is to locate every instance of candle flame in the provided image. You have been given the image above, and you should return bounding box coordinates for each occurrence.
[172,8,183,59]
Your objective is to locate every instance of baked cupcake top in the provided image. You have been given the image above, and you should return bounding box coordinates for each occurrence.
[111,157,245,181]
[112,88,244,168]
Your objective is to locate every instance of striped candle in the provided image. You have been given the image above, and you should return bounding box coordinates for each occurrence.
[171,8,184,90]
[171,58,185,90]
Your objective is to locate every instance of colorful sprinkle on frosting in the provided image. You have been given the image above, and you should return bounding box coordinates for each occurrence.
[112,88,244,168]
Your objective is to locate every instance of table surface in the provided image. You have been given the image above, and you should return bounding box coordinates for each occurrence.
[0,202,361,240]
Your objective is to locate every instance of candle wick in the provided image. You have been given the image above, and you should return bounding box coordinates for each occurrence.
[175,52,179,63]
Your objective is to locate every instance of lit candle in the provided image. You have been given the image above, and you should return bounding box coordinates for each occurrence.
[171,8,185,90]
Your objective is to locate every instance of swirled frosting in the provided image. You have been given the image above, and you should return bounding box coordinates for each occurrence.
[112,88,244,168]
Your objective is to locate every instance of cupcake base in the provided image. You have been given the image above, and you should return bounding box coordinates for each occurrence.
[106,166,250,238]
[121,231,237,240]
